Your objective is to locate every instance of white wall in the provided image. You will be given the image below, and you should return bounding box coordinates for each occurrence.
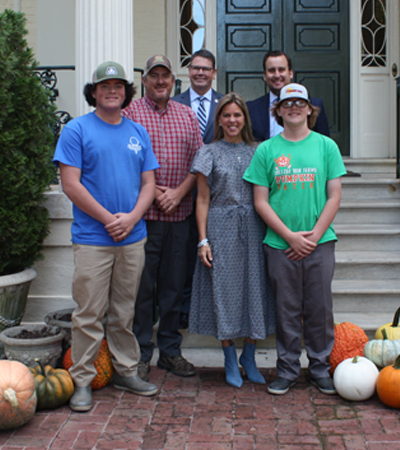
[36,0,76,119]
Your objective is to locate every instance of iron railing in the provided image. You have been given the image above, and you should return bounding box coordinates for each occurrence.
[35,65,75,142]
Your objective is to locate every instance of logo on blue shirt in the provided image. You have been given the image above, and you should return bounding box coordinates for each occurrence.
[127,137,142,154]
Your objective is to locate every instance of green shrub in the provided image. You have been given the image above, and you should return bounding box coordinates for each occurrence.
[0,10,56,276]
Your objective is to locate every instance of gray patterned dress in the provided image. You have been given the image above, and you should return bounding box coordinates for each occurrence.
[189,140,276,340]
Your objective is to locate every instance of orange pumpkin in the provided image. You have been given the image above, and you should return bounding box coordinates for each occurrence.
[63,339,113,390]
[329,322,369,374]
[376,354,400,409]
[0,360,37,430]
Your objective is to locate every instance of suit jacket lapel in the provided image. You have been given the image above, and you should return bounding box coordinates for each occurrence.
[203,90,219,141]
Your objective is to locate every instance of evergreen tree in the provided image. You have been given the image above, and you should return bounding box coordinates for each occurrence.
[0,9,56,275]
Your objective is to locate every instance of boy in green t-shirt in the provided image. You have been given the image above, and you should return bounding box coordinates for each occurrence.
[244,83,346,395]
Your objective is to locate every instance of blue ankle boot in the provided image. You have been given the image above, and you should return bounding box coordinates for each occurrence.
[222,344,243,388]
[239,341,266,384]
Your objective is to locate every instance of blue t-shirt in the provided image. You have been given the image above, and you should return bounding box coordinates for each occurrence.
[53,112,159,246]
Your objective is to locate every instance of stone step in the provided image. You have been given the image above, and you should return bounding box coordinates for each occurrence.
[343,157,396,175]
[332,313,392,337]
[341,177,400,201]
[336,199,400,225]
[335,224,400,251]
[334,250,400,279]
[332,279,400,312]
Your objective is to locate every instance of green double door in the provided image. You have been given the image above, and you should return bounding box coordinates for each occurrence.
[217,0,350,155]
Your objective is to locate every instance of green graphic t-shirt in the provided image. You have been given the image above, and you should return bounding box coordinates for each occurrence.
[243,131,347,249]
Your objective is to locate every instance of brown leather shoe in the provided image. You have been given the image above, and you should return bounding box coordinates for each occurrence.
[138,360,150,382]
[157,355,196,377]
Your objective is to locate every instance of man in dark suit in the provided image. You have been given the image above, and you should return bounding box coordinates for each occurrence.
[173,49,224,145]
[247,50,330,142]
[173,49,224,328]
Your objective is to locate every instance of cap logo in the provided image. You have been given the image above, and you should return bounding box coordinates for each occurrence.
[154,56,164,62]
[286,88,303,94]
[105,66,118,75]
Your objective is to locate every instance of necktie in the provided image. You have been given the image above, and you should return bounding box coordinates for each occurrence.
[196,97,207,136]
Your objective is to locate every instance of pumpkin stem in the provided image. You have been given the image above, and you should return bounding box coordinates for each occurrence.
[382,328,388,340]
[391,307,400,327]
[394,354,400,370]
[352,356,359,363]
[34,358,45,375]
[4,388,19,408]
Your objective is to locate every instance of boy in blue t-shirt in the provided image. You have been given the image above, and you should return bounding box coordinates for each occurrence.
[244,83,346,395]
[53,61,160,411]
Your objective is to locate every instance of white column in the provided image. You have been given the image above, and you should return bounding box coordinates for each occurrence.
[75,0,134,116]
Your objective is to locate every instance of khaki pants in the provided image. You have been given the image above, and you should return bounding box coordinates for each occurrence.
[70,240,145,387]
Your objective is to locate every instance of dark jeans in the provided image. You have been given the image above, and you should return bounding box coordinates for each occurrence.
[181,207,198,315]
[133,219,190,361]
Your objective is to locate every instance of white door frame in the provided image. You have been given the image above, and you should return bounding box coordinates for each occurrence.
[350,0,399,158]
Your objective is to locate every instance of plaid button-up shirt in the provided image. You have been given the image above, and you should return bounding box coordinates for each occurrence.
[122,95,203,222]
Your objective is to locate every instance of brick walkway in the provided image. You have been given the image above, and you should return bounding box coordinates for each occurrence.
[1,367,400,450]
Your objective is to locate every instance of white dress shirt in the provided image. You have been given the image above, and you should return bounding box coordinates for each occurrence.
[269,93,284,137]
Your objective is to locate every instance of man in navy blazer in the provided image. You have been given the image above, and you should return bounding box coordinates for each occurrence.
[173,49,224,329]
[247,50,330,142]
[173,49,224,145]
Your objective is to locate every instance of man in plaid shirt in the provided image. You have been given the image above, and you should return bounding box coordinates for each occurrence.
[122,55,203,380]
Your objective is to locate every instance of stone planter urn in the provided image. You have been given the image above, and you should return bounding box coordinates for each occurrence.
[44,308,74,351]
[0,268,37,358]
[0,324,65,367]
[0,268,37,332]
[44,308,108,353]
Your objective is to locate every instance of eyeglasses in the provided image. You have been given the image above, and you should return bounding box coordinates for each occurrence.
[189,65,214,73]
[281,100,309,109]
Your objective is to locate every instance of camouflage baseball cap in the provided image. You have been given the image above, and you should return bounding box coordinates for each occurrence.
[92,61,128,84]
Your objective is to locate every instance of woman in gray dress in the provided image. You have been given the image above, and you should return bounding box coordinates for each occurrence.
[190,92,276,388]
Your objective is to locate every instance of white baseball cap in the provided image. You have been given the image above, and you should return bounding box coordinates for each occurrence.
[278,83,310,103]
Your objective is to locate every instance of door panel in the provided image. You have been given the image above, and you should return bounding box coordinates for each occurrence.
[217,0,350,155]
[217,0,282,99]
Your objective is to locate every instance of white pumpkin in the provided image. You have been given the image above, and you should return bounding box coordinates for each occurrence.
[333,356,379,401]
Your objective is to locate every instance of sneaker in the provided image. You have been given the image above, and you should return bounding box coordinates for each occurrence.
[310,377,336,395]
[138,360,150,382]
[267,377,297,395]
[157,355,196,377]
[112,372,158,397]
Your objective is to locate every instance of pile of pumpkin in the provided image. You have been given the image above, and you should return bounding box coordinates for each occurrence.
[0,339,113,431]
[330,307,400,408]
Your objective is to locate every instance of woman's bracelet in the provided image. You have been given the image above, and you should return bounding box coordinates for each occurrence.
[197,238,209,248]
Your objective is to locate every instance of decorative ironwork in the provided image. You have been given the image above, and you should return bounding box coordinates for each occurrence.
[35,66,75,145]
[180,0,205,68]
[361,0,386,67]
[52,111,73,141]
